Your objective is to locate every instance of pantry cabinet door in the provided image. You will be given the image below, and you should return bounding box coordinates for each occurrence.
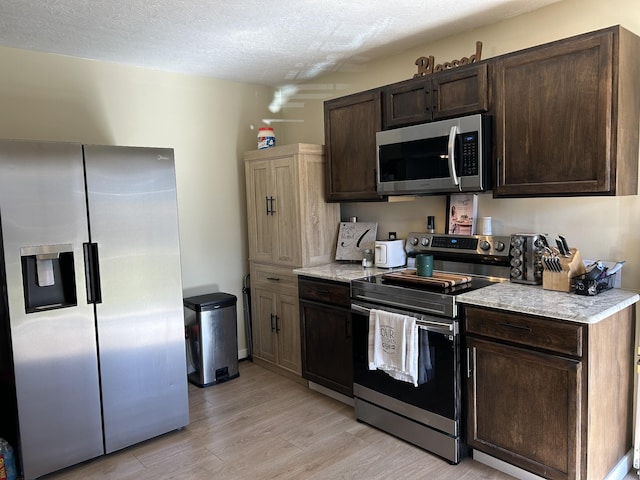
[246,160,274,263]
[271,157,301,266]
[251,286,278,365]
[276,292,302,375]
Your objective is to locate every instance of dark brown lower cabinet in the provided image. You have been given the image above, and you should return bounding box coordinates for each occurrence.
[465,305,634,480]
[467,336,581,479]
[299,276,353,397]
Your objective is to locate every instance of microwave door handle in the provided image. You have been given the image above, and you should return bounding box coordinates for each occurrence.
[447,125,461,190]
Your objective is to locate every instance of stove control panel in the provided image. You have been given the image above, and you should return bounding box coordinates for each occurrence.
[405,232,510,258]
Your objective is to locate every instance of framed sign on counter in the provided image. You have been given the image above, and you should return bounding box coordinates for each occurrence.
[335,222,378,261]
[446,194,477,235]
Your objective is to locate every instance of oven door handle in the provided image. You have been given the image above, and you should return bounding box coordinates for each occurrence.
[351,303,456,333]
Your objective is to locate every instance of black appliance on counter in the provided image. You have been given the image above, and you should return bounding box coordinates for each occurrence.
[351,232,511,464]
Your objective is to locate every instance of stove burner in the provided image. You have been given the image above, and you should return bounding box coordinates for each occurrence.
[352,234,512,319]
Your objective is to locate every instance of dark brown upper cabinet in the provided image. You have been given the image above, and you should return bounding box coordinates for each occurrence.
[493,26,640,197]
[324,88,384,202]
[382,62,489,129]
[323,65,490,202]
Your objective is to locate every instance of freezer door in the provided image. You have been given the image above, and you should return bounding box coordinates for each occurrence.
[0,140,103,480]
[83,145,189,453]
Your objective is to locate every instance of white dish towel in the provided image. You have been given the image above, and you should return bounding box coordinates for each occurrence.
[368,308,419,386]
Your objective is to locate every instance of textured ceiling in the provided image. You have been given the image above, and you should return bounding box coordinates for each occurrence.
[0,0,560,87]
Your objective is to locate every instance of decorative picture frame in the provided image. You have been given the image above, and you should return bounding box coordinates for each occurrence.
[445,194,478,235]
[335,222,378,261]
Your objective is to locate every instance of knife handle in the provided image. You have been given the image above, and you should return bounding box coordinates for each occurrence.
[539,235,549,248]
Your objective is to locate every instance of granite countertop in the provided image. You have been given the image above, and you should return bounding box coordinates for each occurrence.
[293,263,403,283]
[457,282,640,324]
[293,263,640,324]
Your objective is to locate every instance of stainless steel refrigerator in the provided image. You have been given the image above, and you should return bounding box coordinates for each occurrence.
[0,140,189,480]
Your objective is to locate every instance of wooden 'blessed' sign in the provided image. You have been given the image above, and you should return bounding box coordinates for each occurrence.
[414,41,483,78]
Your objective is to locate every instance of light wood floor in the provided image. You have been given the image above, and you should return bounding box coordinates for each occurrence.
[41,361,637,480]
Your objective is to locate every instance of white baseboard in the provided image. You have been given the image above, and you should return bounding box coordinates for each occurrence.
[473,451,545,480]
[604,449,633,480]
[474,449,633,480]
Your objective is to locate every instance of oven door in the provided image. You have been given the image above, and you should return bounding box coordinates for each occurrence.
[351,301,461,437]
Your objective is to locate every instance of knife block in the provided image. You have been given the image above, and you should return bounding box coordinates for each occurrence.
[542,248,587,292]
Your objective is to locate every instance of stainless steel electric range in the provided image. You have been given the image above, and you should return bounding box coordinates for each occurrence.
[351,233,511,464]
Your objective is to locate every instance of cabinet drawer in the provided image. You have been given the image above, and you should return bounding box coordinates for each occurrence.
[251,263,298,295]
[298,276,350,308]
[465,307,583,357]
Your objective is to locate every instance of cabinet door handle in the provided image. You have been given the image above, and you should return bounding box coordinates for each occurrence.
[466,347,472,379]
[315,289,330,294]
[275,315,280,333]
[431,88,437,112]
[270,313,276,332]
[265,196,276,215]
[499,322,532,332]
[267,276,281,282]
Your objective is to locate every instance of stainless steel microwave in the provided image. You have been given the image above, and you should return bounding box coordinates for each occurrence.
[376,114,491,196]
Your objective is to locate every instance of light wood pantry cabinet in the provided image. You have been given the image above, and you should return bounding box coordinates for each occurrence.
[245,144,340,378]
[250,263,301,376]
[493,25,640,197]
[245,143,339,267]
[382,62,489,129]
[464,305,634,480]
[324,89,384,202]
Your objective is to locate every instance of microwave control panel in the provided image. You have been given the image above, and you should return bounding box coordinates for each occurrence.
[460,132,478,176]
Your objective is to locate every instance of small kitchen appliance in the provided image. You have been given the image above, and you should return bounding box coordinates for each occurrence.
[509,233,545,285]
[374,239,406,268]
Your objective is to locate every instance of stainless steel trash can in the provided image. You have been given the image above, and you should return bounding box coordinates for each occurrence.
[184,292,239,387]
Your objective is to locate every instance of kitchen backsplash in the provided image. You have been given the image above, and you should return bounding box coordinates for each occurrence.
[338,193,639,292]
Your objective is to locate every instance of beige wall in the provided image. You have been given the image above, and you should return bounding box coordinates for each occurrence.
[284,0,640,292]
[0,46,277,357]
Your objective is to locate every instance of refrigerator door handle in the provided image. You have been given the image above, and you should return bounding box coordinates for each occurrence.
[83,242,102,304]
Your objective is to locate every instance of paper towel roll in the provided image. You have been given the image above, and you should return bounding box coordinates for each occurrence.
[480,217,492,235]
